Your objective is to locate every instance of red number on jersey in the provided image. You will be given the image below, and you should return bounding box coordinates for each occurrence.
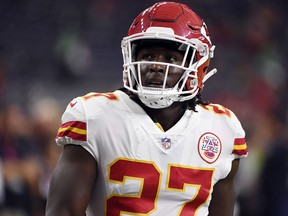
[107,158,214,215]
[167,165,214,215]
[106,158,161,215]
[202,104,232,118]
[82,92,118,101]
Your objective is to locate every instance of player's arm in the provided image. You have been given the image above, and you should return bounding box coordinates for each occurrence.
[208,159,240,216]
[45,144,97,216]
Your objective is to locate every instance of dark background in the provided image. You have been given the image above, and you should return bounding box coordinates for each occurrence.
[0,0,287,215]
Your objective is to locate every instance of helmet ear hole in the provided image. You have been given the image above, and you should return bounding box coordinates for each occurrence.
[203,66,208,73]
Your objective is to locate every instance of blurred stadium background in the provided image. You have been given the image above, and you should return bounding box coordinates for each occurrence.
[0,0,287,215]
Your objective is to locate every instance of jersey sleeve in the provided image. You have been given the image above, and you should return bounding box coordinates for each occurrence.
[55,96,88,147]
[230,112,248,159]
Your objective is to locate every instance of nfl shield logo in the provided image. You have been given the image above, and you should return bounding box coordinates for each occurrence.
[161,138,171,149]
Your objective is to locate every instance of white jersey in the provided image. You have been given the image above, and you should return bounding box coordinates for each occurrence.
[56,90,248,216]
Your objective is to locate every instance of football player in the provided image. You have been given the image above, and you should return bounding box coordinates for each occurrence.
[45,2,248,216]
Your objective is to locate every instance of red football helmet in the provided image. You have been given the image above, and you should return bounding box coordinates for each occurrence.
[122,2,216,108]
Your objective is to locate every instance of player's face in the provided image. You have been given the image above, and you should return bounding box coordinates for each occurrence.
[135,43,186,89]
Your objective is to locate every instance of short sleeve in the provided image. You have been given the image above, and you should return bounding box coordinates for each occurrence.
[231,113,248,159]
[55,96,88,146]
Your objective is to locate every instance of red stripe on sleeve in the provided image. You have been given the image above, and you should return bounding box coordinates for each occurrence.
[56,121,87,142]
[232,138,248,157]
[232,149,248,156]
[60,121,86,130]
[234,138,246,145]
[56,130,86,142]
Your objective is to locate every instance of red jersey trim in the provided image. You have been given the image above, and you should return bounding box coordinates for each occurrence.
[56,121,87,142]
[232,138,248,156]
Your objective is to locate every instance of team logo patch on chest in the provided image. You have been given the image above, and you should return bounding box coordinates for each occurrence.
[198,132,222,163]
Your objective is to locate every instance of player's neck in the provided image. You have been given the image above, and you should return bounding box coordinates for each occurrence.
[141,102,186,131]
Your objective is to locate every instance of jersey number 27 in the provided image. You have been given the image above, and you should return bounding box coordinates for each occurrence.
[106,158,214,215]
